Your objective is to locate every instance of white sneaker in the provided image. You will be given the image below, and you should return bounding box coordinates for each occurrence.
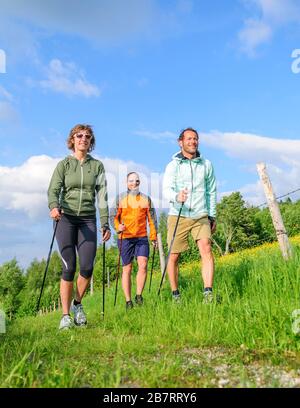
[172,293,181,303]
[59,314,74,330]
[71,300,87,326]
[203,290,214,304]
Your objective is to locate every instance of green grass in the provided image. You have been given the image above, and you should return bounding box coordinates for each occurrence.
[1,243,300,387]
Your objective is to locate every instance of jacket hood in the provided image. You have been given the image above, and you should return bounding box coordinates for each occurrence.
[172,150,203,162]
[69,154,92,163]
[66,154,93,171]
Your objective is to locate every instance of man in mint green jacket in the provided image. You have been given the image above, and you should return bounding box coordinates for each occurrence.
[163,127,217,303]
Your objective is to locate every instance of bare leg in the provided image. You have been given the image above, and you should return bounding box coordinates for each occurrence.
[167,253,180,291]
[75,274,91,302]
[60,279,73,315]
[136,256,148,295]
[197,238,214,288]
[122,263,133,302]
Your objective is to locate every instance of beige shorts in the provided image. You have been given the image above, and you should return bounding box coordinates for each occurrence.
[167,215,211,253]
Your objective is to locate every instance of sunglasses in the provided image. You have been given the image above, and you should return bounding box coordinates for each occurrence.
[128,179,140,184]
[75,133,92,140]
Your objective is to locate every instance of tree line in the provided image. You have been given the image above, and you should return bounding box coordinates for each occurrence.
[1,192,300,318]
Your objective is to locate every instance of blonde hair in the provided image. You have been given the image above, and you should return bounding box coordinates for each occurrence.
[67,124,95,152]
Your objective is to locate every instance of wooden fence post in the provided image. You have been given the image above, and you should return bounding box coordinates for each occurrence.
[257,162,292,260]
[157,233,166,275]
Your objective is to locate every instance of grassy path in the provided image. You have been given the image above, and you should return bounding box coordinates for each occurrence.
[1,241,300,387]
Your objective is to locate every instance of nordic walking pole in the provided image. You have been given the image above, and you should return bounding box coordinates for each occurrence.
[114,227,124,307]
[148,245,156,293]
[101,240,106,319]
[36,220,59,314]
[157,203,184,296]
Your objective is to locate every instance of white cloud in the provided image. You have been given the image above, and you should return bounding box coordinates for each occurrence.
[238,161,300,206]
[255,0,300,24]
[86,154,168,210]
[0,155,59,219]
[135,127,300,205]
[201,131,300,166]
[135,127,300,206]
[239,0,300,56]
[202,130,300,205]
[1,0,158,45]
[0,154,167,221]
[0,0,193,43]
[0,153,168,267]
[0,0,194,70]
[29,59,100,98]
[238,19,272,57]
[0,208,56,269]
[4,128,300,266]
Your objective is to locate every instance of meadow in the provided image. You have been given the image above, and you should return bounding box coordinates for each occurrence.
[1,238,300,388]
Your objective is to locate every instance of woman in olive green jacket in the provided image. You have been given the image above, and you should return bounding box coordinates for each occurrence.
[48,124,111,330]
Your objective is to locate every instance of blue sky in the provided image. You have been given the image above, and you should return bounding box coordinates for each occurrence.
[1,0,300,268]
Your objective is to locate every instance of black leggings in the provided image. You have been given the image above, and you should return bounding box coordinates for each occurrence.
[55,214,97,281]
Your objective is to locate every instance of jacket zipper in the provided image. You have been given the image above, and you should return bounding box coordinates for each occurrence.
[189,160,193,215]
[77,164,84,215]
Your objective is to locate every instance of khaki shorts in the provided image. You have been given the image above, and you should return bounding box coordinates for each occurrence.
[167,215,211,253]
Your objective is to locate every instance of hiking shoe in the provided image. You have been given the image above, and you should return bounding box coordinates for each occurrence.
[126,300,134,310]
[203,290,214,304]
[71,300,87,326]
[59,314,74,330]
[135,294,144,306]
[172,292,181,303]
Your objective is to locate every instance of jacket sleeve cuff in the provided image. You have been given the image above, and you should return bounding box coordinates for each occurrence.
[100,217,110,229]
[49,202,59,210]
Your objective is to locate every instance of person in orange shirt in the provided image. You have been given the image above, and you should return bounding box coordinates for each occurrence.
[110,172,158,309]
